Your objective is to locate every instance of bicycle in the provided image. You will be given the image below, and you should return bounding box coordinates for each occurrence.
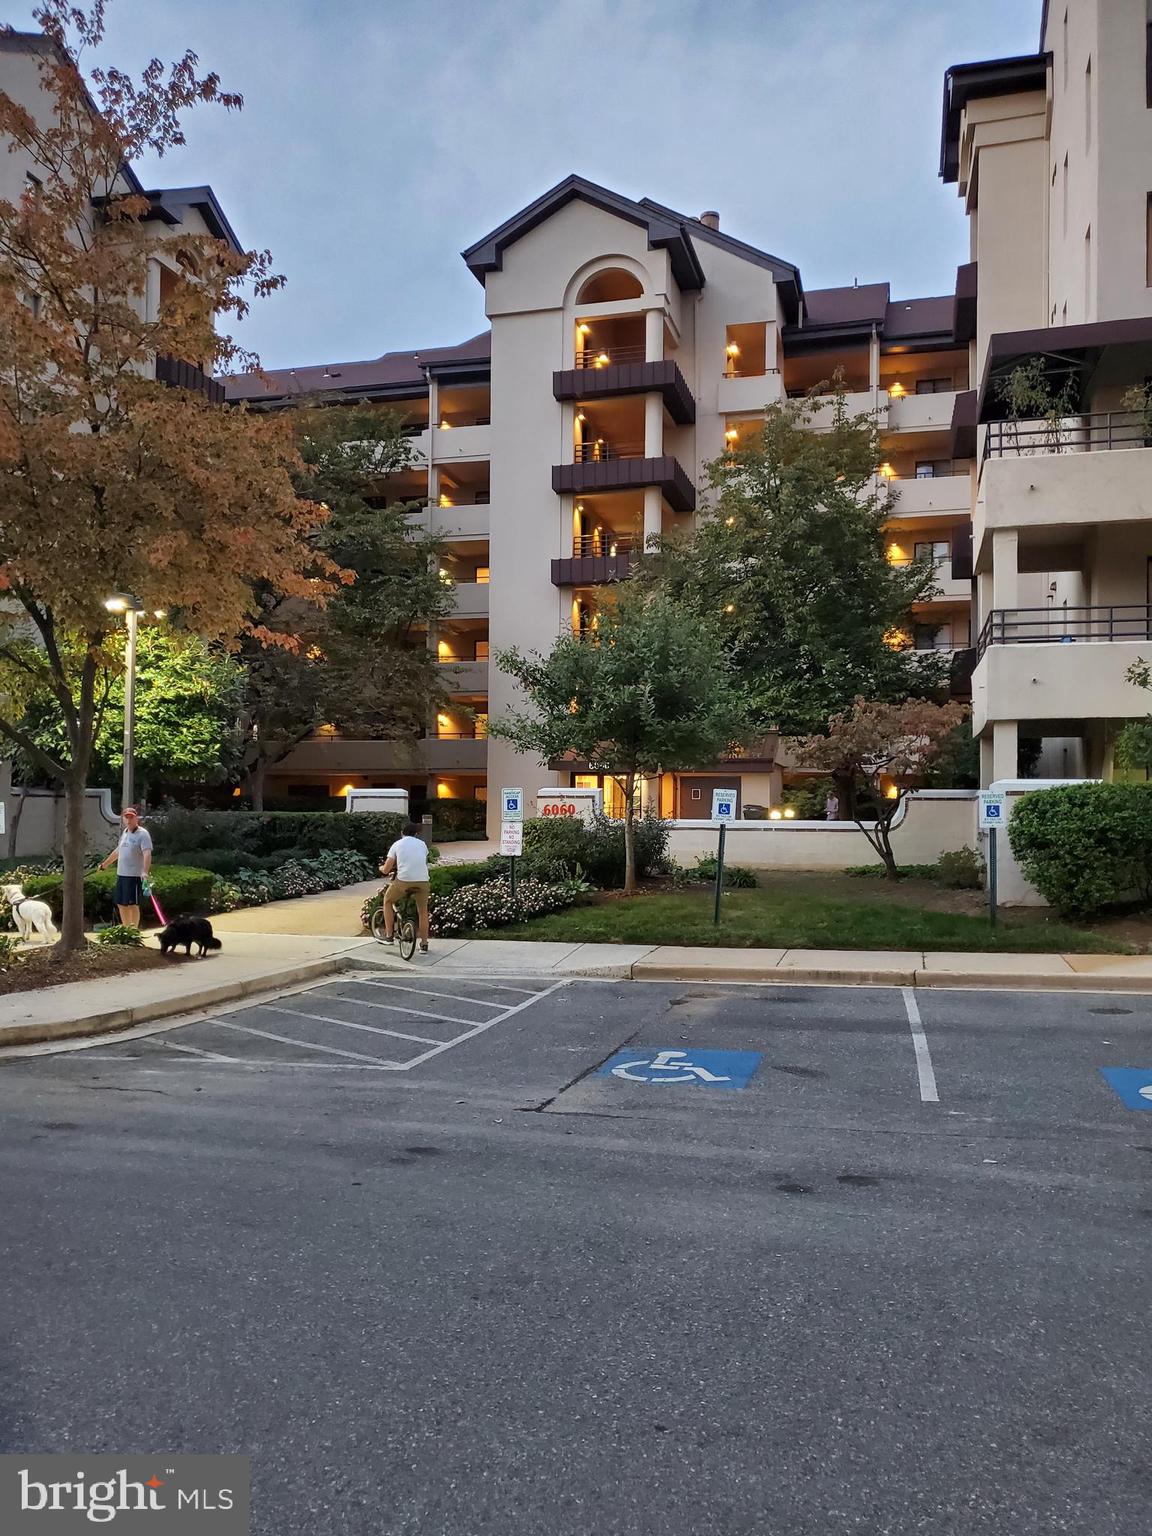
[370,880,418,961]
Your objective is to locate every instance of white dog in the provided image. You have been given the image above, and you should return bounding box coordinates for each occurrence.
[1,883,59,944]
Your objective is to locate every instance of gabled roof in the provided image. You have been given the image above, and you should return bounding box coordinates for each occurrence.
[462,174,707,292]
[883,294,954,342]
[223,331,490,405]
[783,284,961,352]
[144,185,243,254]
[636,194,803,317]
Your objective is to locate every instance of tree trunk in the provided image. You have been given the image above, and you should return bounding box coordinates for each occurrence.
[58,773,90,953]
[832,768,856,822]
[622,771,637,895]
[6,789,26,860]
[243,757,267,812]
[872,804,901,879]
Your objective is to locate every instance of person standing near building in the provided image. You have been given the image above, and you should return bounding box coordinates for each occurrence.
[98,806,153,928]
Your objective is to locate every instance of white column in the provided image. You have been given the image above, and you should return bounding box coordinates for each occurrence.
[979,733,995,788]
[991,529,1019,610]
[644,394,663,457]
[869,327,880,391]
[643,488,662,546]
[145,259,162,326]
[645,308,664,362]
[992,720,1018,782]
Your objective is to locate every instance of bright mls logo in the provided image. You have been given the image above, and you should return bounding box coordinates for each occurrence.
[0,1455,249,1531]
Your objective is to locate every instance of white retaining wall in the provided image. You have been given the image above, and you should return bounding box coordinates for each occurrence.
[668,791,978,871]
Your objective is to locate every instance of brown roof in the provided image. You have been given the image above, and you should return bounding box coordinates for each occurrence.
[802,283,889,328]
[224,331,490,403]
[883,295,954,340]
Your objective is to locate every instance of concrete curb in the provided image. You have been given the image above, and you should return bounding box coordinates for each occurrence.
[0,956,346,1049]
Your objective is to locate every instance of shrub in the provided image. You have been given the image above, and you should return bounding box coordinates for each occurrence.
[22,865,216,925]
[684,857,758,888]
[1008,782,1152,916]
[521,811,669,888]
[846,863,940,880]
[361,875,580,936]
[0,932,19,965]
[149,808,407,864]
[97,924,144,947]
[937,846,984,889]
[429,798,487,839]
[226,849,375,909]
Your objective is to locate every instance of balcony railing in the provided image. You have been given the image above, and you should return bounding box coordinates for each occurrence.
[156,354,226,405]
[977,604,1152,658]
[573,441,645,462]
[984,411,1150,460]
[573,533,638,557]
[575,344,647,368]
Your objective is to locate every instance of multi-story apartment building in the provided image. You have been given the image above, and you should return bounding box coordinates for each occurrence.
[0,29,240,402]
[946,0,1152,783]
[226,0,1152,821]
[229,183,974,826]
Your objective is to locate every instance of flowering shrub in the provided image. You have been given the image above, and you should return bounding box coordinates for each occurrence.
[361,875,580,936]
[220,849,375,911]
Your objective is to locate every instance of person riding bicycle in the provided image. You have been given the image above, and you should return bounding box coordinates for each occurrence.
[378,822,432,952]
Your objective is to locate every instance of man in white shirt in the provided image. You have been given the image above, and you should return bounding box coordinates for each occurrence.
[98,806,154,929]
[378,822,431,951]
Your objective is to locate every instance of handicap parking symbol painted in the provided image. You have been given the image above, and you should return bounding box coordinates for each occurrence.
[1100,1067,1152,1111]
[598,1047,760,1090]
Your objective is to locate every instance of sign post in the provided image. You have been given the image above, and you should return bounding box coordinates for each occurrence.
[501,788,524,900]
[711,789,737,926]
[978,790,1006,929]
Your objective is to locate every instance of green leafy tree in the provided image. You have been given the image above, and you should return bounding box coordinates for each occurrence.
[791,696,968,877]
[490,590,751,893]
[647,388,946,764]
[235,403,454,807]
[18,629,244,798]
[1117,658,1152,777]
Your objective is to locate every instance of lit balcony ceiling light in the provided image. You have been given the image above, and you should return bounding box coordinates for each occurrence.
[577,322,591,335]
[437,713,452,726]
[595,352,610,366]
[725,428,739,442]
[783,807,796,819]
[889,382,906,397]
[879,463,895,478]
[726,342,740,356]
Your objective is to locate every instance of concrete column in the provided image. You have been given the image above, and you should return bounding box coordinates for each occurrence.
[644,394,663,457]
[146,259,162,326]
[426,375,439,430]
[645,308,664,363]
[992,720,1018,782]
[980,734,995,788]
[869,327,880,391]
[643,488,662,546]
[992,529,1019,611]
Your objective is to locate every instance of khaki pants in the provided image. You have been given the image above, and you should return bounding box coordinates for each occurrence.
[383,879,430,942]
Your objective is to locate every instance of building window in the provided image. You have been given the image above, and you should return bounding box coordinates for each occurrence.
[914,377,953,395]
[914,459,953,478]
[914,540,950,564]
[914,624,952,652]
[475,640,490,661]
[475,565,490,584]
[1085,57,1092,151]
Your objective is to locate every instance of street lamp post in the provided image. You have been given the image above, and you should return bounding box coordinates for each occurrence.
[104,593,147,810]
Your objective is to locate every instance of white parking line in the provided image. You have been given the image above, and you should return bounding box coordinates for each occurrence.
[212,1018,399,1066]
[346,979,509,1010]
[262,1003,440,1046]
[160,1038,238,1061]
[902,987,940,1104]
[396,978,570,1071]
[318,990,482,1028]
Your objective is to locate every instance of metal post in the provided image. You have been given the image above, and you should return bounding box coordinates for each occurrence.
[713,822,726,926]
[509,854,517,901]
[121,605,138,810]
[988,828,998,929]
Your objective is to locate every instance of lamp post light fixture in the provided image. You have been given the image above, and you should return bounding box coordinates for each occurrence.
[104,592,146,810]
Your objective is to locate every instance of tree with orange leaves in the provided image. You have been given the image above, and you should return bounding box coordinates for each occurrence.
[0,2,337,950]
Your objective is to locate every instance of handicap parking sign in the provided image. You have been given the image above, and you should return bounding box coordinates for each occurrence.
[1099,1067,1152,1110]
[598,1047,760,1090]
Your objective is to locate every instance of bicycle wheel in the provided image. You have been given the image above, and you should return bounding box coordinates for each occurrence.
[397,914,418,962]
[370,905,389,944]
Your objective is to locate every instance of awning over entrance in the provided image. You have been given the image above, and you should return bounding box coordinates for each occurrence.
[976,315,1152,421]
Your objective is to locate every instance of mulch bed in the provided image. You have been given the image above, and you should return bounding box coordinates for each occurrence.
[0,944,192,996]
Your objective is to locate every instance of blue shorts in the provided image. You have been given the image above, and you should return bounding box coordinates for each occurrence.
[114,875,143,907]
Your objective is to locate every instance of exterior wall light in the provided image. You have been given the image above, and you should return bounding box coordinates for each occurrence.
[889,382,906,397]
[768,808,783,820]
[577,323,591,335]
[782,807,796,819]
[726,342,740,356]
[595,352,610,367]
[725,428,738,442]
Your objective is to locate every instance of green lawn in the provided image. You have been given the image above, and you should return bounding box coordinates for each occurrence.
[491,883,1132,954]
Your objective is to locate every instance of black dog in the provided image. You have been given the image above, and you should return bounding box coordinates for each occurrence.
[158,917,222,958]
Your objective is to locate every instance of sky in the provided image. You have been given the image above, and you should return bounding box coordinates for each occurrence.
[8,0,1042,369]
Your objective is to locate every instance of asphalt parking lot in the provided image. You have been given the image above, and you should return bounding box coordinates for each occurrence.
[1,975,1150,1534]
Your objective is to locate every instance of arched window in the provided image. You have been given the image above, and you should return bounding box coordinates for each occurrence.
[576,268,643,304]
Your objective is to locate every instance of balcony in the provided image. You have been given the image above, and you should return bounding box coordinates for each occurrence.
[274,736,426,775]
[887,391,957,433]
[424,736,488,772]
[157,355,226,405]
[554,354,695,424]
[717,369,784,415]
[448,580,489,617]
[553,449,695,512]
[431,422,491,460]
[431,501,490,540]
[971,608,1152,733]
[887,473,972,518]
[551,534,637,587]
[439,659,489,693]
[977,414,1152,553]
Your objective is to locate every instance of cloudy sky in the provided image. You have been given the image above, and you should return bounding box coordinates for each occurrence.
[9,0,1041,369]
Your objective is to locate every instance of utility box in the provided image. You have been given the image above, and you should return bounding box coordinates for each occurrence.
[345,788,410,818]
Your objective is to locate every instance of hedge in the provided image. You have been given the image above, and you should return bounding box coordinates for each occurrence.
[521,811,669,888]
[20,865,216,926]
[149,809,407,864]
[1008,782,1152,916]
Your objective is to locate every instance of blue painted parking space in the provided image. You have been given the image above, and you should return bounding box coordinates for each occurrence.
[1099,1067,1152,1111]
[597,1047,761,1090]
